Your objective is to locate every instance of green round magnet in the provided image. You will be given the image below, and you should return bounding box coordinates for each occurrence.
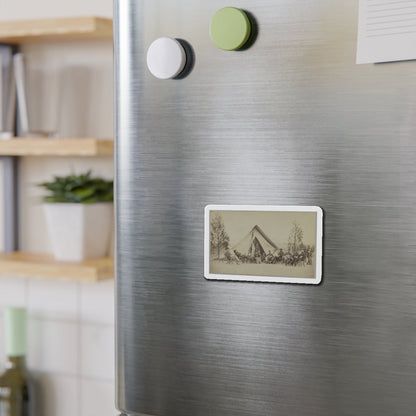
[210,7,251,51]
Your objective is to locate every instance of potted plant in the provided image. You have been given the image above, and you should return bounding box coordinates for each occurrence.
[39,171,113,262]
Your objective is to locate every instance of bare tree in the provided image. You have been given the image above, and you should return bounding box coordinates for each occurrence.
[288,221,304,254]
[210,214,230,259]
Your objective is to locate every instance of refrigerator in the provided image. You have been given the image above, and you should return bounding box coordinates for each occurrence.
[114,1,416,415]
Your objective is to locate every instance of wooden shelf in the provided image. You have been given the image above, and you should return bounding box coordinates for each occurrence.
[0,137,113,156]
[0,17,113,44]
[0,252,114,282]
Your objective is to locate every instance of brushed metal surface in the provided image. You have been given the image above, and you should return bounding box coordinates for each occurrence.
[114,0,416,415]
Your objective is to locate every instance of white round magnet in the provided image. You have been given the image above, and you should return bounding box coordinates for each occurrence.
[146,37,187,80]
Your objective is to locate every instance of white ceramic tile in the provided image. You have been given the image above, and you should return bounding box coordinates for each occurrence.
[80,379,116,416]
[0,276,27,310]
[80,279,114,325]
[0,166,3,253]
[80,324,114,380]
[32,372,79,416]
[27,318,78,375]
[27,279,78,320]
[0,314,5,365]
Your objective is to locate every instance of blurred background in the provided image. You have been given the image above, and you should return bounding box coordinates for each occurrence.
[0,0,115,415]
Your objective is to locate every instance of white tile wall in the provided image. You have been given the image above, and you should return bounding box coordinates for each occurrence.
[0,314,4,361]
[80,280,115,325]
[27,318,79,375]
[0,279,116,416]
[0,276,27,308]
[80,379,116,416]
[0,167,3,253]
[28,279,78,320]
[32,373,79,416]
[80,324,115,381]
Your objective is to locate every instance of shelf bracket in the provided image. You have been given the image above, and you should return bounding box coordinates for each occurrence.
[1,156,18,252]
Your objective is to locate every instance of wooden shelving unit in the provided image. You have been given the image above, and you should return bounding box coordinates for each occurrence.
[0,252,114,282]
[0,138,113,156]
[0,17,112,44]
[0,17,115,282]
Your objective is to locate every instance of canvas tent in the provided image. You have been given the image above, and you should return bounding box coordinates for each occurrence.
[232,225,278,258]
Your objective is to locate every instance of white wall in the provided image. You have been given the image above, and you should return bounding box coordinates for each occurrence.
[0,1,116,416]
[0,0,112,21]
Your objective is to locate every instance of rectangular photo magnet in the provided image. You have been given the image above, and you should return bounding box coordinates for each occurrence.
[204,205,323,284]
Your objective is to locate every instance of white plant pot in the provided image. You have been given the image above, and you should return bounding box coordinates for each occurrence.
[43,202,113,262]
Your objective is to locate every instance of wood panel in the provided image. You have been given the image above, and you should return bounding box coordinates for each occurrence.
[0,252,114,282]
[0,138,113,156]
[0,17,112,44]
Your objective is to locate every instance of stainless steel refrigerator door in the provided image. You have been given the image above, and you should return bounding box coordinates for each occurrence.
[114,0,416,415]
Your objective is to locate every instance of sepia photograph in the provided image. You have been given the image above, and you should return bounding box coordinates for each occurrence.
[204,205,323,284]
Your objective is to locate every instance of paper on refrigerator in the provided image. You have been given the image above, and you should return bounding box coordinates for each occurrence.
[357,0,416,64]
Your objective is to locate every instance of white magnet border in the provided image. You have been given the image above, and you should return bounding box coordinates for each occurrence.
[204,205,323,285]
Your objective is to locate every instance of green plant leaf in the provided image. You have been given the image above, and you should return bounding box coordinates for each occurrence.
[38,171,113,204]
[43,195,69,203]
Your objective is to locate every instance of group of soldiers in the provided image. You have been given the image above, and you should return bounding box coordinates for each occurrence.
[225,246,314,267]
